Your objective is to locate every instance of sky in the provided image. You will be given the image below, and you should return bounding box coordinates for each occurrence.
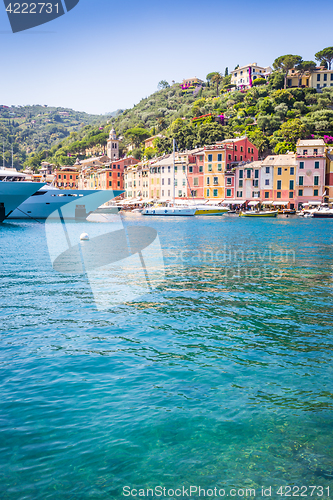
[0,0,332,115]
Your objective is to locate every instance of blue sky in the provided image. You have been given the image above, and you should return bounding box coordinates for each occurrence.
[0,0,332,114]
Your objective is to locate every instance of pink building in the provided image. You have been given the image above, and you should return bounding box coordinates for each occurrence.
[187,149,205,200]
[295,139,326,208]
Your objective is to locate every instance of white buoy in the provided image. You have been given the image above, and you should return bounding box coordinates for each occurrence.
[80,233,89,241]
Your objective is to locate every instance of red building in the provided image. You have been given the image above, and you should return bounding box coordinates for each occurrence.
[56,167,79,188]
[222,137,259,168]
[186,149,205,200]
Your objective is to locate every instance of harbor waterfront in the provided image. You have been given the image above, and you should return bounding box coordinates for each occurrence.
[1,214,333,499]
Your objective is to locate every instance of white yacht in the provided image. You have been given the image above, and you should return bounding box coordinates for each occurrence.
[8,184,124,220]
[0,168,45,223]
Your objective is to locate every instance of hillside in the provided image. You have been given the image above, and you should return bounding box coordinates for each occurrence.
[0,104,111,169]
[25,72,333,169]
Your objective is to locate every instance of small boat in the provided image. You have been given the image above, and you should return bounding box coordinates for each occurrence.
[194,205,228,216]
[282,208,296,214]
[239,210,278,218]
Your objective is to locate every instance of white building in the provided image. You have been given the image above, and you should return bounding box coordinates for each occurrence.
[107,127,119,160]
[230,63,272,89]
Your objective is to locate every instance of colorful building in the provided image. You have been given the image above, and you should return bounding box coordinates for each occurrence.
[296,139,326,208]
[325,148,333,202]
[287,67,333,90]
[203,144,227,201]
[230,63,272,89]
[187,149,204,200]
[261,153,297,209]
[55,167,79,188]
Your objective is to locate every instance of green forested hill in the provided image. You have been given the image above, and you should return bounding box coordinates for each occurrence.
[24,72,333,170]
[0,104,111,169]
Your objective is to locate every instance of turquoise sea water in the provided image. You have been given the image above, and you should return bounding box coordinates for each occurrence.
[1,214,333,499]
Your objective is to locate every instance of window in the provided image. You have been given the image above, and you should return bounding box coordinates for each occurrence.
[226,177,231,185]
[251,148,254,153]
[314,189,319,196]
[228,154,231,160]
[239,180,243,188]
[168,178,171,185]
[248,147,250,153]
[178,190,182,197]
[303,150,307,155]
[234,156,237,161]
[207,177,210,185]
[289,180,294,190]
[208,164,212,172]
[315,161,319,169]
[240,155,243,161]
[217,164,222,172]
[189,166,193,173]
[162,167,164,173]
[213,189,218,197]
[208,154,212,161]
[314,176,319,186]
[255,169,259,178]
[193,178,199,186]
[168,190,170,196]
[247,170,251,179]
[331,74,333,81]
[226,189,231,197]
[182,179,186,187]
[175,179,177,186]
[265,192,269,199]
[192,190,197,197]
[277,192,281,198]
[240,146,243,152]
[218,154,222,161]
[277,167,282,175]
[235,145,237,151]
[237,191,242,197]
[265,167,270,173]
[162,190,164,196]
[214,177,219,185]
[109,181,112,187]
[251,156,254,161]
[277,180,281,190]
[199,166,203,173]
[299,161,304,169]
[253,179,258,187]
[317,74,321,81]
[162,178,164,185]
[289,191,294,198]
[290,167,294,175]
[168,166,171,173]
[206,189,210,197]
[265,179,269,186]
[239,170,243,179]
[314,149,318,155]
[324,74,327,81]
[298,189,303,196]
[64,175,67,179]
[299,176,303,186]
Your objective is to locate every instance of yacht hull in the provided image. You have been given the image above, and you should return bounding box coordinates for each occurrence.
[0,182,45,222]
[142,207,196,216]
[8,188,123,220]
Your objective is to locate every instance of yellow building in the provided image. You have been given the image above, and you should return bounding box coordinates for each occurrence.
[287,67,333,89]
[204,146,227,201]
[261,153,297,209]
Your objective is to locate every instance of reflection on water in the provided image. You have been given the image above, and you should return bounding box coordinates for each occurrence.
[1,216,333,499]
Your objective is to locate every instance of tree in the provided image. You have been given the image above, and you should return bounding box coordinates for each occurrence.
[315,47,333,70]
[247,129,269,155]
[157,80,170,90]
[273,54,302,89]
[224,67,229,77]
[211,72,224,97]
[252,78,266,86]
[274,141,295,154]
[279,118,308,143]
[295,60,316,87]
[206,72,219,83]
[125,127,150,147]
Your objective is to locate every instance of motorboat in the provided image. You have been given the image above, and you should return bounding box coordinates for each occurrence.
[8,184,123,220]
[0,168,45,223]
[142,205,196,216]
[239,210,278,218]
[193,204,228,216]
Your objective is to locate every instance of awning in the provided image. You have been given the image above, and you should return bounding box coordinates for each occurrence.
[303,201,321,205]
[248,200,260,206]
[222,200,245,205]
[273,201,288,206]
[262,200,273,205]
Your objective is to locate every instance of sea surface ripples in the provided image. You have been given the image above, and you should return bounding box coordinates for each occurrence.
[1,215,333,499]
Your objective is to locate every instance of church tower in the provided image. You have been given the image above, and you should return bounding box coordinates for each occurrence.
[107,127,119,160]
